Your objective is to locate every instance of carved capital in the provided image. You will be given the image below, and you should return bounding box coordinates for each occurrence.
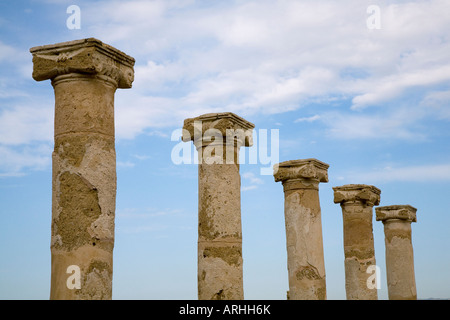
[273,159,329,183]
[375,205,417,222]
[182,112,254,149]
[333,184,381,206]
[30,38,135,88]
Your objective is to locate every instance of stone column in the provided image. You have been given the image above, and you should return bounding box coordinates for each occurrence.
[376,205,417,300]
[30,38,135,300]
[273,159,329,300]
[182,112,254,300]
[333,184,380,300]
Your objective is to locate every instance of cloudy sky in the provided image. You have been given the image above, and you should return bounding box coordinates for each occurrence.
[1,0,449,299]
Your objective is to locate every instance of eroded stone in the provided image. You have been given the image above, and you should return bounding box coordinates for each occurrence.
[183,112,253,300]
[333,184,380,300]
[274,158,328,300]
[31,38,134,300]
[376,205,417,300]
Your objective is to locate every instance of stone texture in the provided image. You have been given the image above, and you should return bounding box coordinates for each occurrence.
[274,159,329,300]
[376,205,417,300]
[31,38,135,300]
[183,112,254,300]
[333,184,380,300]
[31,38,134,88]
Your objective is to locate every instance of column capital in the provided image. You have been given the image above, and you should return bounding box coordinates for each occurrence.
[182,112,255,149]
[376,205,417,222]
[30,38,135,88]
[273,158,329,183]
[333,184,381,206]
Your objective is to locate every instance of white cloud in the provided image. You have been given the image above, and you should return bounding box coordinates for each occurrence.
[0,172,26,178]
[344,163,450,183]
[114,94,178,139]
[0,41,18,63]
[242,171,264,191]
[351,64,450,110]
[0,39,33,81]
[117,161,135,168]
[79,0,450,139]
[4,0,450,146]
[242,172,264,185]
[420,90,450,120]
[242,185,258,192]
[0,144,51,176]
[320,105,427,141]
[295,115,321,123]
[0,103,53,175]
[0,105,53,145]
[132,154,151,161]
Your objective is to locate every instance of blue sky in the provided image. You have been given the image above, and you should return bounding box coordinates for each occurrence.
[1,0,449,299]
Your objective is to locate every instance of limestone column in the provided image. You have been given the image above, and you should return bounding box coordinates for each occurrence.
[182,112,254,300]
[333,184,380,300]
[30,38,135,299]
[273,159,329,300]
[375,205,417,300]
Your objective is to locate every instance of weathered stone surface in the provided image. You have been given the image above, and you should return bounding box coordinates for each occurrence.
[376,205,417,222]
[376,205,417,300]
[274,159,328,300]
[53,78,116,136]
[274,158,329,186]
[333,184,380,206]
[183,112,253,300]
[31,38,134,300]
[182,112,254,146]
[30,38,134,88]
[333,184,380,300]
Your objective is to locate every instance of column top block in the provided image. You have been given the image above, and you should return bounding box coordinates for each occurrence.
[182,112,255,146]
[30,38,135,88]
[375,205,417,222]
[273,158,329,183]
[333,184,381,205]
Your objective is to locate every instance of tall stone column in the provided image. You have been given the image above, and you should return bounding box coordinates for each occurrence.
[273,159,329,300]
[375,205,417,300]
[333,184,380,300]
[30,38,135,299]
[182,112,254,300]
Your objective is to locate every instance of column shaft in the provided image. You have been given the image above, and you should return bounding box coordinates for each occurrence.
[376,205,417,300]
[198,160,243,300]
[274,159,329,300]
[51,75,116,299]
[333,184,380,300]
[31,38,134,300]
[183,112,254,300]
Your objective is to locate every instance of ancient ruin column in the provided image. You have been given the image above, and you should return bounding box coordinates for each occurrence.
[273,159,329,300]
[182,112,254,300]
[30,38,135,299]
[376,205,417,300]
[333,184,380,300]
